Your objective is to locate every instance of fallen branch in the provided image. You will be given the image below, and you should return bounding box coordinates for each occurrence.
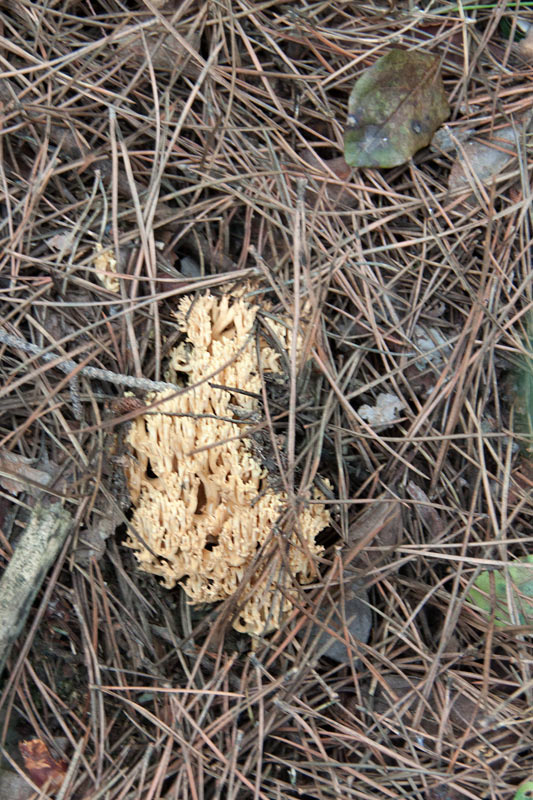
[0,499,72,679]
[0,330,177,393]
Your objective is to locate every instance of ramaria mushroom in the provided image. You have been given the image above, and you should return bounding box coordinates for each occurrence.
[124,291,330,635]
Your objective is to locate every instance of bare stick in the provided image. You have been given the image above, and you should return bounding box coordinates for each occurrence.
[0,500,72,679]
[0,330,176,393]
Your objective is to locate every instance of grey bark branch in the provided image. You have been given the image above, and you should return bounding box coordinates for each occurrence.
[0,330,177,393]
[0,500,72,679]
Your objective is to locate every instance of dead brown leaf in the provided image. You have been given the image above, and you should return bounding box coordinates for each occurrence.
[301,151,356,209]
[74,507,122,565]
[425,786,463,800]
[370,675,484,740]
[345,494,403,570]
[406,480,443,538]
[19,739,67,794]
[448,115,532,207]
[0,451,55,496]
[516,28,533,61]
[118,23,201,73]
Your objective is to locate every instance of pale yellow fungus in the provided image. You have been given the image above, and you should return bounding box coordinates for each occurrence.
[93,243,119,292]
[124,292,329,635]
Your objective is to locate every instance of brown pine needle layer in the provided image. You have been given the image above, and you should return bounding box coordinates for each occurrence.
[0,1,532,799]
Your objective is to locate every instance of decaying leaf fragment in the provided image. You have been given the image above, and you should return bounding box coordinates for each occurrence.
[344,49,449,168]
[0,450,54,496]
[305,580,372,663]
[344,494,403,574]
[357,392,405,429]
[93,243,119,292]
[19,739,67,793]
[448,118,532,197]
[125,292,330,636]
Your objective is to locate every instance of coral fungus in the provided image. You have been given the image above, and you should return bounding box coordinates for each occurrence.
[125,292,329,635]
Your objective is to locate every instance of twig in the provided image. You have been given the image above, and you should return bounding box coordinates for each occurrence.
[0,330,177,394]
[0,499,72,679]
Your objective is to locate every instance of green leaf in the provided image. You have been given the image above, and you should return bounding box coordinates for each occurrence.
[344,49,449,169]
[514,780,533,800]
[513,310,533,457]
[468,556,533,626]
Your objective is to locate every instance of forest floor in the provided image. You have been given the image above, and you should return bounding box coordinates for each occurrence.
[0,1,532,799]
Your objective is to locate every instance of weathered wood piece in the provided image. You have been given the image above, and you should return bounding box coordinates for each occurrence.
[0,500,72,679]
